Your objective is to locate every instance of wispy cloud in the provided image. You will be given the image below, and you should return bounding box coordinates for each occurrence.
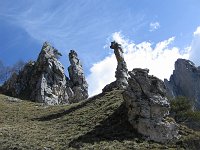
[0,1,110,49]
[87,32,189,96]
[149,21,160,32]
[0,1,146,73]
[194,26,200,36]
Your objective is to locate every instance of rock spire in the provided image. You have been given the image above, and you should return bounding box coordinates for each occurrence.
[1,42,88,105]
[111,41,129,88]
[68,50,88,102]
[102,41,129,92]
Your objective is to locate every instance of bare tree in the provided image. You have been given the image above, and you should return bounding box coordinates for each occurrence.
[10,60,25,74]
[0,60,8,84]
[0,60,26,85]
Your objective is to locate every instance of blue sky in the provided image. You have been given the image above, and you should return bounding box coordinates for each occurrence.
[1,0,200,95]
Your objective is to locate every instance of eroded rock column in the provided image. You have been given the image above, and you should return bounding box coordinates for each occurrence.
[102,41,129,92]
[111,41,129,89]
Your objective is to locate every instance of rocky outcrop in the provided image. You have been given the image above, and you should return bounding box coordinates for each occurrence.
[103,41,129,92]
[123,68,179,143]
[164,59,200,110]
[102,41,179,143]
[1,42,88,105]
[68,50,88,103]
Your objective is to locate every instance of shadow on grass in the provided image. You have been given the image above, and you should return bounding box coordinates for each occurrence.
[32,93,105,121]
[68,103,139,149]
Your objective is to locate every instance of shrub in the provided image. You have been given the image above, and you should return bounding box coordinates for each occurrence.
[170,96,200,122]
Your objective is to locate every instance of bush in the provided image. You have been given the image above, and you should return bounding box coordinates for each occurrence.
[170,96,200,122]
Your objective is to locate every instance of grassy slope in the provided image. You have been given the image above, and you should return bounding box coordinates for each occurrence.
[0,90,200,150]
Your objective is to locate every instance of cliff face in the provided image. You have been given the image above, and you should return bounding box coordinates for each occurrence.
[164,59,200,109]
[1,42,88,105]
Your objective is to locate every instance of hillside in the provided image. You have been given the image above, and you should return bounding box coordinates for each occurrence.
[0,90,200,150]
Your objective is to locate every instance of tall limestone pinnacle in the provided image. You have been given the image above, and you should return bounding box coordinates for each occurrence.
[0,42,88,105]
[110,41,129,88]
[31,42,71,105]
[68,50,88,102]
[102,41,129,92]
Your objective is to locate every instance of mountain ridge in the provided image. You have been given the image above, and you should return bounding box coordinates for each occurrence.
[164,58,200,110]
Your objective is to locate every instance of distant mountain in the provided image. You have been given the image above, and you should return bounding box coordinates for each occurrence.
[164,59,200,109]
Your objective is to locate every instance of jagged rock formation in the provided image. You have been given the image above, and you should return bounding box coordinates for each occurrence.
[68,50,88,103]
[101,41,179,142]
[1,42,88,105]
[103,41,129,92]
[164,59,200,109]
[123,68,179,143]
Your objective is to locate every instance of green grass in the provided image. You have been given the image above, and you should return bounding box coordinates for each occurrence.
[0,91,200,150]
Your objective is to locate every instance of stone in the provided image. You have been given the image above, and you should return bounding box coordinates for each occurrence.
[123,68,179,143]
[102,41,129,92]
[1,42,88,105]
[6,96,22,102]
[164,59,200,110]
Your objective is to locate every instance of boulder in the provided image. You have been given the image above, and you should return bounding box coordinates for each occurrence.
[123,68,179,143]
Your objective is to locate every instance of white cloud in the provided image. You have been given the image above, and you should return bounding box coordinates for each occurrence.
[86,55,116,96]
[189,26,200,65]
[194,26,200,36]
[149,22,160,32]
[87,32,189,96]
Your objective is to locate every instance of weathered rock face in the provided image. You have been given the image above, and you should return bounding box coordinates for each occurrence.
[32,42,74,105]
[103,41,129,92]
[1,42,88,105]
[123,68,179,143]
[68,50,88,103]
[164,59,200,110]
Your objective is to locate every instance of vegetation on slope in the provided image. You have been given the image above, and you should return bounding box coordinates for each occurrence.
[170,96,200,130]
[0,91,200,150]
